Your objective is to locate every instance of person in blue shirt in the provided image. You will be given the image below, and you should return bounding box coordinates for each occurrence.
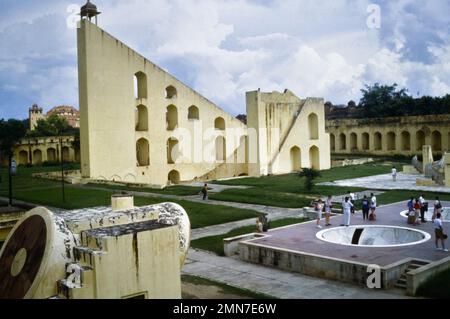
[407,197,414,215]
[361,195,370,220]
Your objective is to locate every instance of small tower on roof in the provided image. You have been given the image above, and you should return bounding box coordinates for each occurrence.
[29,104,44,131]
[80,0,101,25]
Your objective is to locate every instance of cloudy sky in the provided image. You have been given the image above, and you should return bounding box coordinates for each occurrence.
[0,0,449,119]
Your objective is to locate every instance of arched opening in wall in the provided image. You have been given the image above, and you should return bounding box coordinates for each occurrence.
[167,138,179,164]
[32,150,42,165]
[136,138,150,167]
[214,117,225,130]
[374,132,382,150]
[309,146,320,170]
[330,134,335,151]
[215,136,226,162]
[134,72,147,99]
[362,133,369,150]
[18,151,28,165]
[339,133,346,150]
[416,130,425,151]
[308,113,319,140]
[47,148,56,162]
[290,146,301,172]
[387,132,396,151]
[166,105,178,131]
[165,86,177,99]
[75,149,80,162]
[62,147,70,162]
[350,133,357,151]
[401,131,411,151]
[432,131,442,151]
[188,105,199,120]
[168,170,180,185]
[135,105,148,131]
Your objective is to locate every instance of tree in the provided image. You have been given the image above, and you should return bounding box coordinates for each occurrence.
[0,119,27,206]
[29,115,72,137]
[347,100,356,108]
[299,168,321,192]
[359,83,410,118]
[236,114,247,124]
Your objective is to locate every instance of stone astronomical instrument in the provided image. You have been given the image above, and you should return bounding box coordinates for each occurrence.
[0,198,190,299]
[0,207,77,299]
[157,202,191,267]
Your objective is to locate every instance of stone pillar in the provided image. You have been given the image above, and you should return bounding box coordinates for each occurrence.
[422,145,434,172]
[445,153,450,187]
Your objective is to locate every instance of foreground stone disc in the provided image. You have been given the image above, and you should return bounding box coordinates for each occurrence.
[0,213,48,299]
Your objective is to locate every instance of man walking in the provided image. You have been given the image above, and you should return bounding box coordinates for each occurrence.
[391,166,397,182]
[201,183,208,200]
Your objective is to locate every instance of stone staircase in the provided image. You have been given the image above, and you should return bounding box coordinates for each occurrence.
[394,260,430,290]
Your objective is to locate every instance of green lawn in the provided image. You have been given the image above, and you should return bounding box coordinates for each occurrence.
[208,163,392,207]
[0,165,68,193]
[181,275,275,299]
[191,218,307,256]
[0,166,260,229]
[86,183,201,196]
[6,186,260,229]
[416,268,450,299]
[376,190,450,206]
[214,163,395,189]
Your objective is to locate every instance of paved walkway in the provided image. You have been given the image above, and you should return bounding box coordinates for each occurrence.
[185,182,250,193]
[320,172,450,193]
[182,249,410,299]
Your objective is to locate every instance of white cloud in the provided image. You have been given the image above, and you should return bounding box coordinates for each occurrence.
[0,0,449,119]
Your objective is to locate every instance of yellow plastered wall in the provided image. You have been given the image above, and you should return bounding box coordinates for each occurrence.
[246,90,331,175]
[78,20,247,187]
[85,226,181,299]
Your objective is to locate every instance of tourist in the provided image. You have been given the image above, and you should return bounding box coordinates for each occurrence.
[391,166,397,182]
[419,194,427,223]
[407,197,414,215]
[413,198,421,225]
[256,216,263,233]
[433,196,442,222]
[341,197,353,227]
[349,191,356,214]
[325,195,332,226]
[369,193,377,221]
[315,199,324,229]
[434,213,448,252]
[201,183,208,200]
[361,195,370,220]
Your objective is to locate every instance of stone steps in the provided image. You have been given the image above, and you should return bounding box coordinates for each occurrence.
[394,260,430,290]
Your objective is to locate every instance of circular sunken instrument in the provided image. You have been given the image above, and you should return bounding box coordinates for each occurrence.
[0,207,77,299]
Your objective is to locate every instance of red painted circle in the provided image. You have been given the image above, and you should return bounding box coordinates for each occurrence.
[0,215,47,299]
